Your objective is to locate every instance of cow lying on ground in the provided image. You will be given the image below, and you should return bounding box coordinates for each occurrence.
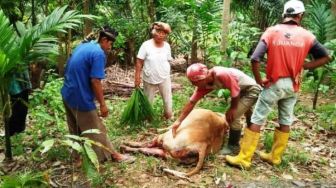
[120,109,228,176]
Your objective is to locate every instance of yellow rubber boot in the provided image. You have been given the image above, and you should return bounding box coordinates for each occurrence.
[225,128,260,169]
[259,129,289,165]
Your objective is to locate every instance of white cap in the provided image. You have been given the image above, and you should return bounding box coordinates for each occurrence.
[283,0,305,15]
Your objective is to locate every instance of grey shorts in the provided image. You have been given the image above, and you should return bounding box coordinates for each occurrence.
[251,78,297,126]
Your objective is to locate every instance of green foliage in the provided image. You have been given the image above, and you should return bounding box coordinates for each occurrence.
[159,0,222,60]
[232,0,283,30]
[324,39,336,89]
[300,1,336,108]
[270,175,281,187]
[290,129,306,141]
[0,171,48,188]
[227,13,261,62]
[304,0,336,43]
[280,147,310,168]
[316,104,336,130]
[217,89,230,103]
[37,129,109,185]
[96,0,149,53]
[266,111,277,122]
[120,88,155,126]
[30,76,65,118]
[263,131,274,152]
[0,6,92,159]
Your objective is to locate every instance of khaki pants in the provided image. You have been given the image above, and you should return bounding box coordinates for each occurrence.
[143,77,173,118]
[63,101,113,162]
[230,85,261,131]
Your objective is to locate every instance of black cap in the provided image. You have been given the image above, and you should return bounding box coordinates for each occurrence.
[99,25,118,42]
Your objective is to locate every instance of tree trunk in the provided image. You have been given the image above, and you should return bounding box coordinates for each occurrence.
[83,0,93,37]
[30,62,46,89]
[0,82,12,160]
[31,0,37,25]
[124,39,136,66]
[313,70,326,109]
[44,0,49,15]
[56,0,66,77]
[56,37,66,77]
[55,29,72,77]
[4,117,12,160]
[147,0,156,23]
[220,0,231,60]
[332,1,336,18]
[191,24,198,63]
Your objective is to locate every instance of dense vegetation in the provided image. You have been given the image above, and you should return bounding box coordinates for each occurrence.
[0,0,335,187]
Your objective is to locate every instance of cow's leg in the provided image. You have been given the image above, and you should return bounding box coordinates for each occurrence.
[120,145,168,159]
[124,136,162,148]
[185,144,208,176]
[124,141,144,148]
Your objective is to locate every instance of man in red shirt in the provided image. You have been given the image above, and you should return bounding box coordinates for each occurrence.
[226,0,330,168]
[171,63,261,154]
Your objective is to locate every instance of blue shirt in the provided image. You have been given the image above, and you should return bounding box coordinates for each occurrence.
[9,69,32,95]
[61,42,106,111]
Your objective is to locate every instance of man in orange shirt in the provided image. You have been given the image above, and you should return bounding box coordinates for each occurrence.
[225,0,330,168]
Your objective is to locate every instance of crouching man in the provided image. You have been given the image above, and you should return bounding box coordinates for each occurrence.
[172,63,261,155]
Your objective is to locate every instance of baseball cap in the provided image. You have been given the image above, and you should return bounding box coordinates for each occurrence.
[186,63,208,82]
[283,0,305,15]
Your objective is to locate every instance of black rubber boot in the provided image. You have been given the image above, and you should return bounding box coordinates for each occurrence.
[228,129,242,146]
[220,129,242,155]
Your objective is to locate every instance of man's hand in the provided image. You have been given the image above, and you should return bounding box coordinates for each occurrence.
[171,121,181,138]
[100,104,109,117]
[134,78,141,88]
[262,79,271,88]
[257,78,271,88]
[225,108,236,124]
[135,58,144,88]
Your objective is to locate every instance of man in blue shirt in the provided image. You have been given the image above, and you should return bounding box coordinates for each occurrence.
[61,26,135,163]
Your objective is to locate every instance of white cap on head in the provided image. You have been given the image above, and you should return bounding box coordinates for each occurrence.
[283,0,305,16]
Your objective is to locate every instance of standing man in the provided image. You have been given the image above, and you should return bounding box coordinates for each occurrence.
[8,70,32,136]
[171,63,261,155]
[134,22,173,120]
[61,26,134,163]
[226,0,330,168]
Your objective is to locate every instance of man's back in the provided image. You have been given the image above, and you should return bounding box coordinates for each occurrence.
[61,42,106,111]
[262,24,315,91]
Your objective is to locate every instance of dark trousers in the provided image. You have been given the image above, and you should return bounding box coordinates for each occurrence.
[9,90,29,136]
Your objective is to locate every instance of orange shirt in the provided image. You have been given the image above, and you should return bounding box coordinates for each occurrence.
[262,24,315,91]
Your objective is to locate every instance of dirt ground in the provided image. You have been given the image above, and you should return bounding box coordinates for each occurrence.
[1,64,335,188]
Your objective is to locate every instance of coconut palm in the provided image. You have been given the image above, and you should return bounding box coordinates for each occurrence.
[0,6,94,159]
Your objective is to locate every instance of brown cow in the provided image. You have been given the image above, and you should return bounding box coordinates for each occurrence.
[121,109,228,176]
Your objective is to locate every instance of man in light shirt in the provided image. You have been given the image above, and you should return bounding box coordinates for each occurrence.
[135,22,173,120]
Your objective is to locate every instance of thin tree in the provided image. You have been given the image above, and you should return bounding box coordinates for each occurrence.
[221,0,231,60]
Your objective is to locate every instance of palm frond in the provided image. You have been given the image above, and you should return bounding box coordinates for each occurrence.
[0,9,18,63]
[305,0,336,42]
[120,88,154,126]
[17,6,96,64]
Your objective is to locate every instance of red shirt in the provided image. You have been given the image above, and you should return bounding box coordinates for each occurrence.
[262,24,315,91]
[190,67,258,102]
